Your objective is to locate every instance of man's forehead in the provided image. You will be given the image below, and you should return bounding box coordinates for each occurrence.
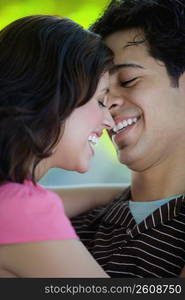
[104,29,149,67]
[105,28,145,49]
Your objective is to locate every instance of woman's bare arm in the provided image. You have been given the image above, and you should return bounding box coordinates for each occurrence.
[47,184,127,217]
[0,239,109,278]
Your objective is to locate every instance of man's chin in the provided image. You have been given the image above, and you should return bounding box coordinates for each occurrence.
[117,149,137,169]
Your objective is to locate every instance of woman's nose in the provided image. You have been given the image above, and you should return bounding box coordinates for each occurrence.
[103,108,115,129]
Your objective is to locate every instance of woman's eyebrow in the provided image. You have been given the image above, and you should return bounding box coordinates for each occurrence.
[100,87,109,94]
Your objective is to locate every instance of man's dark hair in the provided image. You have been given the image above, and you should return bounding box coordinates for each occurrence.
[91,0,185,85]
[0,15,113,184]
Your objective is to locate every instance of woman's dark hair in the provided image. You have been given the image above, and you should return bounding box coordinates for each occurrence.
[0,15,113,184]
[91,0,185,86]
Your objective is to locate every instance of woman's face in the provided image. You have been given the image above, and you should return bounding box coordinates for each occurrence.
[44,72,114,174]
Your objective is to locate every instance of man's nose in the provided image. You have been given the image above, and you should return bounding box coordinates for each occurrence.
[107,92,125,116]
[107,73,125,114]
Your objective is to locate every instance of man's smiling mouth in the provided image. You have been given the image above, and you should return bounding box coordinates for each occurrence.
[112,116,140,134]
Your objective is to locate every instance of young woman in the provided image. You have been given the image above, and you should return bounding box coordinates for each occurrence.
[0,15,115,277]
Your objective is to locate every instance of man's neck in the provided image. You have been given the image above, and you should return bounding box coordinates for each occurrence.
[131,159,185,202]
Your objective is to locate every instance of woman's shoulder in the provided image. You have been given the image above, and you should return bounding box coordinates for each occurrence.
[0,180,78,244]
[0,179,63,208]
[0,179,48,198]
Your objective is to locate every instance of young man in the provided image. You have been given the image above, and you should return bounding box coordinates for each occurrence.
[71,0,185,277]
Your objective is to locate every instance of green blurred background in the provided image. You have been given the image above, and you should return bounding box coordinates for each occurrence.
[0,0,131,186]
[0,0,109,29]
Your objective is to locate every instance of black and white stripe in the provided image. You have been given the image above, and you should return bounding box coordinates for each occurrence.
[71,188,185,278]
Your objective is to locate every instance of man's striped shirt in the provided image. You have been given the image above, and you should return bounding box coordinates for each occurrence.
[71,188,185,277]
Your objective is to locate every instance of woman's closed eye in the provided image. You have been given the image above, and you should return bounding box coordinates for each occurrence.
[98,100,107,108]
[120,77,138,87]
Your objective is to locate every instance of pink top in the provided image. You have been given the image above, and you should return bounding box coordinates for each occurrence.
[0,180,78,244]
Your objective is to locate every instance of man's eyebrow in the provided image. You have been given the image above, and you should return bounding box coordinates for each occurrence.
[110,63,144,74]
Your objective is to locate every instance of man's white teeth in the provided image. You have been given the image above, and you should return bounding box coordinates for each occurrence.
[113,117,138,133]
[88,135,99,145]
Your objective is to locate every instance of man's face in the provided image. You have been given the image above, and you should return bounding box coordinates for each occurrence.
[105,29,185,172]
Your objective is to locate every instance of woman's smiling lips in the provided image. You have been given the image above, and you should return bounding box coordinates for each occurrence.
[88,130,103,156]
